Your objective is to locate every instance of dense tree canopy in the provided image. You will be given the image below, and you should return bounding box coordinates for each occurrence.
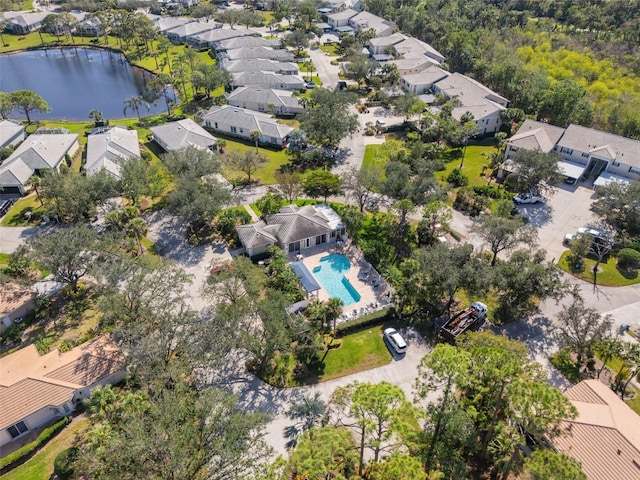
[299,88,359,149]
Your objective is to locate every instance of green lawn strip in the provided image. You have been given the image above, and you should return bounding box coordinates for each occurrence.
[436,145,494,188]
[361,144,385,173]
[626,390,640,416]
[2,418,88,480]
[320,325,392,381]
[558,251,640,286]
[318,44,339,56]
[1,194,45,227]
[218,134,289,185]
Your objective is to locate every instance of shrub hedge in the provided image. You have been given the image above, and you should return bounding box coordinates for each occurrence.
[336,307,394,336]
[0,416,71,473]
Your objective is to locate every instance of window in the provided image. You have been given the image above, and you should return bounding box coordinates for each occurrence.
[230,126,237,134]
[7,421,28,438]
[582,152,589,158]
[63,404,70,413]
[612,161,620,167]
[52,407,60,414]
[630,166,640,174]
[214,122,218,129]
[205,121,211,127]
[305,238,310,248]
[239,128,244,133]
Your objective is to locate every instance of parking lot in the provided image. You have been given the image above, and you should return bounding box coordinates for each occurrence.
[515,183,599,261]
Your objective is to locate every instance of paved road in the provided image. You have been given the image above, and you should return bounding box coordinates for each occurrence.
[200,326,433,457]
[306,47,341,88]
[0,226,43,254]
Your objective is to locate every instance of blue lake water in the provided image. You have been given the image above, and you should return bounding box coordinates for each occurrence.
[0,48,170,121]
[312,254,361,306]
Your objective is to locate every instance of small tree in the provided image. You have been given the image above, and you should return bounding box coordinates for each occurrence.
[10,90,50,124]
[226,150,267,185]
[123,95,149,121]
[274,170,303,203]
[553,293,613,366]
[472,214,537,266]
[302,169,342,202]
[249,129,260,151]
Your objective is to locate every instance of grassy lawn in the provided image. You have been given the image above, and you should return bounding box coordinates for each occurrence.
[219,134,290,185]
[436,145,495,188]
[626,390,640,416]
[2,418,88,480]
[1,194,45,227]
[361,144,384,172]
[320,325,392,381]
[558,251,640,286]
[318,44,339,56]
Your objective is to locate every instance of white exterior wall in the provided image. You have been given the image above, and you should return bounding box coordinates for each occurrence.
[606,161,640,180]
[473,111,503,135]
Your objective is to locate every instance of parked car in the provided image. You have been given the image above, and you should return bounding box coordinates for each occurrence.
[305,81,317,89]
[513,192,544,204]
[383,328,407,354]
[0,198,15,217]
[564,227,612,246]
[375,119,386,127]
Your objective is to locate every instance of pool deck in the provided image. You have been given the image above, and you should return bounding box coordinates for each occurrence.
[290,244,393,322]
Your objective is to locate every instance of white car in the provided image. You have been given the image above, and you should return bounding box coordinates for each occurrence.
[513,193,544,204]
[383,328,407,354]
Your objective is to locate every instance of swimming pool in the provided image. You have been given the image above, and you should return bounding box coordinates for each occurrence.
[312,254,361,306]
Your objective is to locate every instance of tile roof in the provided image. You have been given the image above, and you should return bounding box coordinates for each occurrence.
[555,380,640,480]
[558,124,640,167]
[150,118,217,152]
[509,119,566,153]
[5,133,78,170]
[0,378,77,429]
[0,282,36,318]
[86,126,140,178]
[0,336,124,430]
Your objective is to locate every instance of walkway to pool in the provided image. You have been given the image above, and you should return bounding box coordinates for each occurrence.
[289,243,394,323]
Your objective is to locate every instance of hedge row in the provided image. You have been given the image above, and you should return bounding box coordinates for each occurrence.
[336,307,394,336]
[0,416,71,474]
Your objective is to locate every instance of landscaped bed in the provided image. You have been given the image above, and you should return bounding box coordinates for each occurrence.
[558,250,640,286]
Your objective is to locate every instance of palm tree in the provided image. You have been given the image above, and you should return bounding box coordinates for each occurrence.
[326,297,344,334]
[283,392,327,448]
[123,96,149,122]
[27,176,43,206]
[125,217,148,256]
[250,130,260,151]
[596,338,622,378]
[89,109,103,125]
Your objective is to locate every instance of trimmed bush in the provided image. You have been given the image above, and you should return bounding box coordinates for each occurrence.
[54,446,79,480]
[446,168,469,187]
[618,248,640,269]
[0,417,70,473]
[336,307,394,336]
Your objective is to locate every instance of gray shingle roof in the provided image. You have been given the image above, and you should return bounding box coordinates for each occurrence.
[401,65,449,86]
[236,204,341,249]
[223,47,295,61]
[227,87,303,110]
[509,120,566,153]
[150,118,217,152]
[558,124,640,167]
[6,133,78,170]
[0,158,33,187]
[327,8,358,21]
[222,58,299,74]
[86,126,140,178]
[201,105,294,140]
[231,71,305,89]
[216,36,281,50]
[0,120,25,148]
